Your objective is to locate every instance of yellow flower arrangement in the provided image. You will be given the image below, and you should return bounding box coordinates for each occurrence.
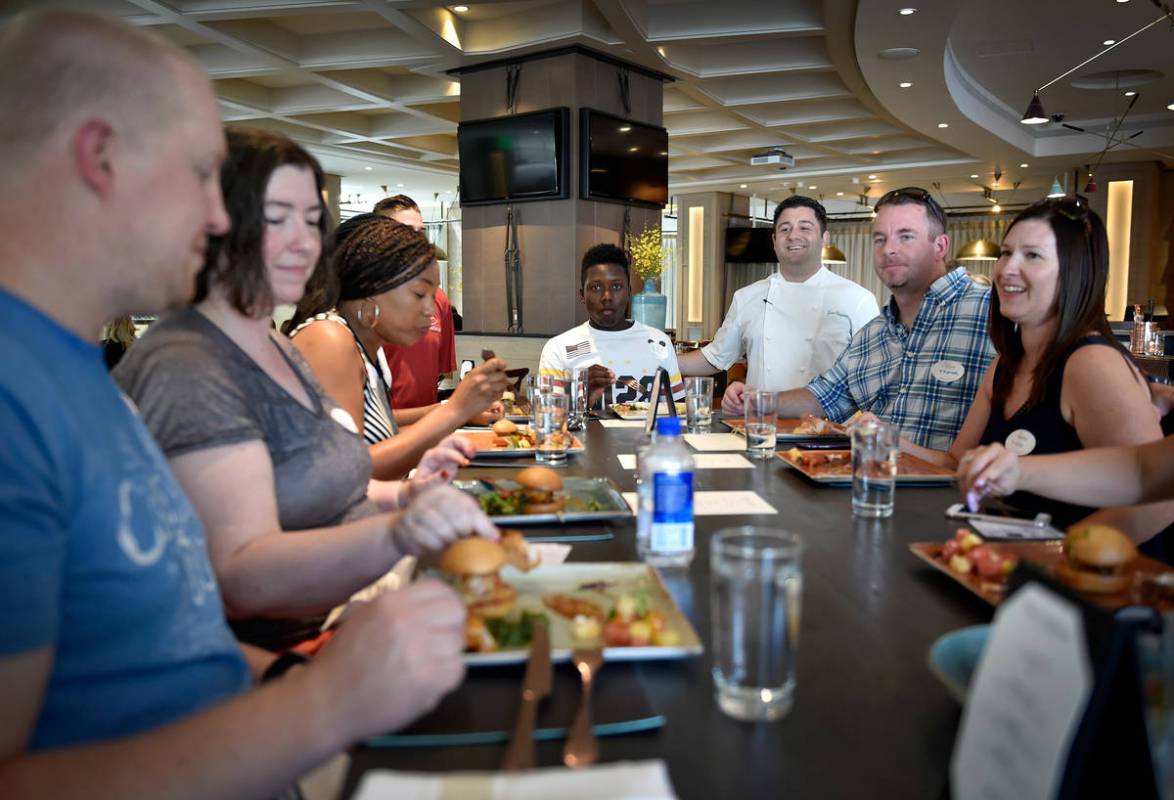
[627,226,665,283]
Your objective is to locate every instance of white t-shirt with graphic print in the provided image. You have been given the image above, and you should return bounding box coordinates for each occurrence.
[538,321,685,404]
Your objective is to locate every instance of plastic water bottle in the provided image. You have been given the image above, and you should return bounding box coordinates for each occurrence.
[636,416,695,567]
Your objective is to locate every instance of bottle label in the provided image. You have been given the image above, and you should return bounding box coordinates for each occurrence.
[651,471,694,553]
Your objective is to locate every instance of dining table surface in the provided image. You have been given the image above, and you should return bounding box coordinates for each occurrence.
[341,415,991,798]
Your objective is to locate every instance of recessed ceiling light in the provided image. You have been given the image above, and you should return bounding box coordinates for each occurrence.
[396,183,404,188]
[364,166,372,171]
[628,147,638,152]
[836,191,844,196]
[739,184,748,189]
[868,174,877,179]
[970,174,979,179]
[898,81,913,88]
[1117,0,1130,3]
[937,122,949,128]
[808,185,817,190]
[452,5,469,12]
[619,126,631,132]
[898,7,917,15]
[1103,39,1116,46]
[1124,90,1136,96]
[1168,102,1174,110]
[1019,163,1029,168]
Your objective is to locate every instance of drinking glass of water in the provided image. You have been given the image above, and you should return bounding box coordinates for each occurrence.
[711,527,803,722]
[566,368,589,430]
[850,419,898,518]
[532,389,570,464]
[744,389,778,460]
[684,376,714,433]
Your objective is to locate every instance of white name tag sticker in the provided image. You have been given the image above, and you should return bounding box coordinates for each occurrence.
[931,360,965,383]
[330,407,358,434]
[1005,429,1037,456]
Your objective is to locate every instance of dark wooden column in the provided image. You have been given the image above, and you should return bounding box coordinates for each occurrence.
[455,47,667,335]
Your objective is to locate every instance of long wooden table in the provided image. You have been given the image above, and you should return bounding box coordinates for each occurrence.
[342,418,991,797]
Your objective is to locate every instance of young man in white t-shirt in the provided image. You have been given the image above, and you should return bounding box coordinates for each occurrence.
[539,244,684,406]
[677,195,879,414]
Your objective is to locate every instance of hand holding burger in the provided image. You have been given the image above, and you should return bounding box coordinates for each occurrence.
[391,484,499,557]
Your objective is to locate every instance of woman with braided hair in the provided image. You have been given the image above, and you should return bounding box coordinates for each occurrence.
[115,128,499,652]
[285,213,511,480]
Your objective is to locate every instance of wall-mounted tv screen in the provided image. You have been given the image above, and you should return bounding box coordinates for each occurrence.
[458,107,570,205]
[724,227,777,263]
[580,108,668,208]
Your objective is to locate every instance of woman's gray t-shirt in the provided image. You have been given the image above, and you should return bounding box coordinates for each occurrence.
[115,307,378,649]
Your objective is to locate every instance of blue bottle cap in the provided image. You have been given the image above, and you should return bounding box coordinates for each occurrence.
[655,415,681,436]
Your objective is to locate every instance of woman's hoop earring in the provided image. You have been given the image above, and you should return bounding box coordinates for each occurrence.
[358,301,380,328]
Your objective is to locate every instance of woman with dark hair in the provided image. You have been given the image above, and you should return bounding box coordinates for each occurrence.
[284,213,510,480]
[115,128,497,651]
[904,196,1172,544]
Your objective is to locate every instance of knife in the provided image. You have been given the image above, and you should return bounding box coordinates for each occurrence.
[501,618,552,771]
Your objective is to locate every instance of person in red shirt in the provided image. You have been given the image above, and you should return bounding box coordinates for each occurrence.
[374,195,456,408]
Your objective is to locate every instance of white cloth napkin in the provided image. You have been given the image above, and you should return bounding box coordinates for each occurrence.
[352,760,676,800]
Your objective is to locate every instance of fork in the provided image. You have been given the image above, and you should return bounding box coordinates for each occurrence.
[617,377,642,393]
[563,648,603,767]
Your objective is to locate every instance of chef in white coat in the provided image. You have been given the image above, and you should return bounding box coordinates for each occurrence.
[678,195,879,414]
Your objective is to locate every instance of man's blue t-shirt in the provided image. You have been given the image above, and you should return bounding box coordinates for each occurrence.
[0,290,250,749]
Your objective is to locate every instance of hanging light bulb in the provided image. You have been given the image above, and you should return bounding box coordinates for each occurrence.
[1084,174,1098,193]
[1047,176,1065,198]
[992,203,1002,213]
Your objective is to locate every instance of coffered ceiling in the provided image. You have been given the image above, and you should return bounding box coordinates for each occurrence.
[6,0,1171,216]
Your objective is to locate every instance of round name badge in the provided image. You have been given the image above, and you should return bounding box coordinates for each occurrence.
[1004,429,1037,456]
[330,407,359,434]
[930,360,965,383]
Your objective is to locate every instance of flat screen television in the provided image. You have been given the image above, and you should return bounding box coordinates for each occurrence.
[724,227,777,263]
[458,107,570,205]
[580,108,668,208]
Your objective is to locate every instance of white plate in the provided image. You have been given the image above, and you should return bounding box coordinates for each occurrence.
[463,563,704,666]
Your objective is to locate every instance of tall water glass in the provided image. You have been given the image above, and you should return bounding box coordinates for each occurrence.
[711,527,803,722]
[566,368,589,430]
[532,390,570,464]
[851,419,898,518]
[744,389,778,460]
[529,376,562,430]
[684,376,714,433]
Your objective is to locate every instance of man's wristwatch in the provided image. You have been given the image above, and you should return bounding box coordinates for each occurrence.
[261,649,311,683]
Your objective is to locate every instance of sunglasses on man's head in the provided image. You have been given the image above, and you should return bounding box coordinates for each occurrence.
[875,186,947,230]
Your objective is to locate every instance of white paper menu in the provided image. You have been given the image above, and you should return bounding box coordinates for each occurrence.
[681,433,748,451]
[951,583,1093,800]
[616,453,754,470]
[622,490,777,516]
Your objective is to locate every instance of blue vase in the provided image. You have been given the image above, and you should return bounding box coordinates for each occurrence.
[631,276,667,331]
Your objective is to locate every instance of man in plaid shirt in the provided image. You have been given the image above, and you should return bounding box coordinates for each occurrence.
[774,188,995,450]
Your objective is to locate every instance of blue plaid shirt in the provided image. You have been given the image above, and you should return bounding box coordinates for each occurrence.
[806,267,995,450]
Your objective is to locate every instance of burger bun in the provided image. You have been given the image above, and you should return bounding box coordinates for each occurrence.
[440,537,506,577]
[515,466,563,493]
[492,418,518,436]
[1055,524,1137,594]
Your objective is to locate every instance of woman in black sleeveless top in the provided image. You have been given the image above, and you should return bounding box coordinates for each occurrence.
[906,197,1173,553]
